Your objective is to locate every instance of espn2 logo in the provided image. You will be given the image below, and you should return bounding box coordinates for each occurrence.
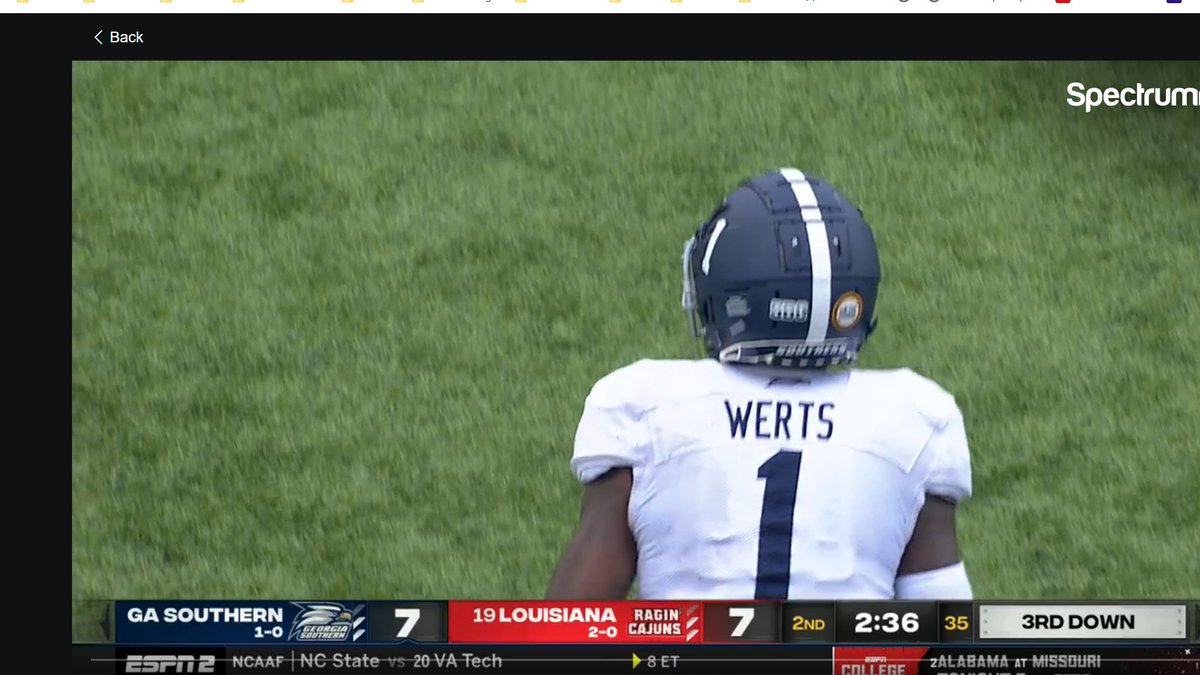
[125,654,216,673]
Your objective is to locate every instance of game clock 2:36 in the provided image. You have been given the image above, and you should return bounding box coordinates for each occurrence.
[836,602,938,643]
[857,611,919,634]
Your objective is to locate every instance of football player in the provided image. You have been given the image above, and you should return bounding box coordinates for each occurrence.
[546,169,973,601]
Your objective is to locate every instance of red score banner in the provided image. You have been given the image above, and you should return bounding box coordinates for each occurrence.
[447,601,706,643]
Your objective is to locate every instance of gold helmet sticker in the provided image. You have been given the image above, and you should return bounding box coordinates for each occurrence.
[832,292,864,330]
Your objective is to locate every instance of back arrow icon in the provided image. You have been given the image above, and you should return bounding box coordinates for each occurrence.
[94,30,103,44]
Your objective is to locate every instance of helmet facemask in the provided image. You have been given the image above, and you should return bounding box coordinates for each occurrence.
[680,235,705,340]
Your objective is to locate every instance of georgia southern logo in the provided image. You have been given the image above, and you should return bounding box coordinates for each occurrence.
[288,602,366,642]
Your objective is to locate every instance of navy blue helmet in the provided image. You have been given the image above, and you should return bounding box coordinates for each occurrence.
[681,168,881,368]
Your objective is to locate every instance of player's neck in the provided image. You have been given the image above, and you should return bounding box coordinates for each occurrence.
[724,363,852,383]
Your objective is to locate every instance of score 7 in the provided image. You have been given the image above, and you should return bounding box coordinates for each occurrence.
[394,608,421,638]
[729,607,755,637]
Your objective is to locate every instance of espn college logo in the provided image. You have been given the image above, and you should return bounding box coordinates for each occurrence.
[125,654,216,673]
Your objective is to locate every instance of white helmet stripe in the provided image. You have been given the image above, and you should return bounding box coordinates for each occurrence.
[779,168,832,344]
[700,218,728,276]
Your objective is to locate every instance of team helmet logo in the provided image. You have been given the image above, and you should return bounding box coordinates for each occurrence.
[831,292,864,330]
[288,602,366,642]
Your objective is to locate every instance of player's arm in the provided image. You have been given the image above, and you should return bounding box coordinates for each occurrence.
[894,495,971,598]
[545,467,637,600]
[894,401,973,600]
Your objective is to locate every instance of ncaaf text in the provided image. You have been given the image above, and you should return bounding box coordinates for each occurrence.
[977,604,1190,641]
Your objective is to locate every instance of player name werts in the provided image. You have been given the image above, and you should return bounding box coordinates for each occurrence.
[126,606,284,623]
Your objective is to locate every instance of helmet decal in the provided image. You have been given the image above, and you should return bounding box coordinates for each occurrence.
[831,291,865,331]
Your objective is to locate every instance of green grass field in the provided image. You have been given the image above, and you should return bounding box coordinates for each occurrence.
[72,62,1200,622]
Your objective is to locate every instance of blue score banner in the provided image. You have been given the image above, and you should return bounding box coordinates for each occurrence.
[116,601,373,644]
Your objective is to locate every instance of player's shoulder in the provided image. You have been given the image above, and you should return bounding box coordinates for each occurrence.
[583,358,721,410]
[851,367,961,425]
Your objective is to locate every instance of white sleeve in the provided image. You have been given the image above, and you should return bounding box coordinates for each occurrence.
[895,562,973,599]
[570,370,651,484]
[924,405,973,503]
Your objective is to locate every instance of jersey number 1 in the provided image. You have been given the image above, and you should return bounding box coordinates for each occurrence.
[755,449,802,599]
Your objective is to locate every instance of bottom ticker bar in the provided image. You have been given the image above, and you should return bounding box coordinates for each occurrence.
[72,644,1199,675]
[76,644,832,675]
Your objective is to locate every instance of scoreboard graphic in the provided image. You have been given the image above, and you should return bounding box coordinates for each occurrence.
[73,599,1200,674]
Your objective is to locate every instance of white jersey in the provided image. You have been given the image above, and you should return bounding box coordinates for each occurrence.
[571,359,972,600]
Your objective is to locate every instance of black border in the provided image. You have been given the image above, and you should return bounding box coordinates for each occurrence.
[13,14,1200,59]
[43,12,1198,673]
